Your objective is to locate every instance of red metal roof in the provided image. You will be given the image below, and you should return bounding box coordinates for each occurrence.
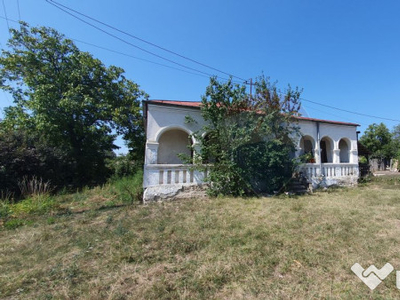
[147,100,359,127]
[149,100,202,107]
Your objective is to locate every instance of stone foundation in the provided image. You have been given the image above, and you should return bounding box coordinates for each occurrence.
[143,184,208,202]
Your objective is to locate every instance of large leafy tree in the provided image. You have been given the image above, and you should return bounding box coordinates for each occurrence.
[360,123,394,162]
[0,23,147,186]
[195,76,301,196]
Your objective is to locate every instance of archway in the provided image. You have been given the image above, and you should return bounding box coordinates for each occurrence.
[300,136,315,154]
[299,136,315,162]
[339,138,350,163]
[157,129,192,164]
[320,137,333,163]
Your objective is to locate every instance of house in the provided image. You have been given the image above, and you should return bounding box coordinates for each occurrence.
[143,100,360,201]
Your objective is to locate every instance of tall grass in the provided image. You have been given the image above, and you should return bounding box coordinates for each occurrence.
[110,170,143,204]
[18,176,53,197]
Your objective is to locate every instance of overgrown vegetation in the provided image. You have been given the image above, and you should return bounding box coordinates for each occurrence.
[1,176,400,299]
[193,76,301,196]
[0,171,143,228]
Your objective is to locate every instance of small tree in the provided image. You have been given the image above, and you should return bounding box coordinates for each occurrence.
[195,76,301,196]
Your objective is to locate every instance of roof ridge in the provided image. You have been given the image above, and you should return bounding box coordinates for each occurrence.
[146,100,359,126]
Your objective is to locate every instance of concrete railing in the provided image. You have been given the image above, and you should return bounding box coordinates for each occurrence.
[143,164,209,187]
[144,163,359,188]
[300,163,359,179]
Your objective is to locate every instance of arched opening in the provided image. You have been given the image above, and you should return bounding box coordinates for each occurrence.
[339,138,350,163]
[299,136,315,162]
[157,129,192,164]
[320,137,333,163]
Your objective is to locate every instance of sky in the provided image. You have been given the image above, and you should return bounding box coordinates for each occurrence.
[1,0,400,154]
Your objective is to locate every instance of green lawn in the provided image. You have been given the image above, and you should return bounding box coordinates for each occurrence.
[1,176,400,299]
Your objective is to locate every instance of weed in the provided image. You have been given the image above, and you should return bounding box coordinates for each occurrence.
[111,171,143,204]
[12,195,56,216]
[18,176,54,197]
[4,218,25,229]
[46,216,56,225]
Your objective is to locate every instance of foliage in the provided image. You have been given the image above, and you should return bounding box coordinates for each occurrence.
[0,198,11,220]
[18,176,53,198]
[106,153,142,179]
[299,151,315,163]
[11,194,57,216]
[195,76,301,196]
[358,155,368,164]
[359,123,394,161]
[110,170,143,204]
[3,219,26,230]
[0,22,147,187]
[392,124,400,161]
[0,128,70,197]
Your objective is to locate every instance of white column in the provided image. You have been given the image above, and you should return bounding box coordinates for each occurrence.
[333,149,340,164]
[350,149,358,164]
[145,141,159,164]
[314,145,321,164]
[193,142,202,164]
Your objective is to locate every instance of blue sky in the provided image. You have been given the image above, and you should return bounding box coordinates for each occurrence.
[1,0,400,153]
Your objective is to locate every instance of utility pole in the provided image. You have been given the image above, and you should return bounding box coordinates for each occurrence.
[249,78,253,98]
[246,78,254,99]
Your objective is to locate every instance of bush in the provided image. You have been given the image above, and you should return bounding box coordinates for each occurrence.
[0,129,71,197]
[11,195,57,215]
[111,170,143,204]
[106,154,142,179]
[358,155,368,164]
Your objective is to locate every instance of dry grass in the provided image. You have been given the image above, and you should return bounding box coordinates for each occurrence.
[1,176,400,299]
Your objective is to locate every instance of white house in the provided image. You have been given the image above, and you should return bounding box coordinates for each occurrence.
[143,100,359,201]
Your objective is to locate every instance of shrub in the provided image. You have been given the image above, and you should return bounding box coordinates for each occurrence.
[111,170,143,204]
[358,155,368,164]
[106,154,142,179]
[11,195,57,215]
[193,76,301,196]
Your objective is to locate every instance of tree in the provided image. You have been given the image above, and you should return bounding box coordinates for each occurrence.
[359,123,394,162]
[392,124,400,161]
[194,76,301,196]
[0,23,147,186]
[0,127,71,196]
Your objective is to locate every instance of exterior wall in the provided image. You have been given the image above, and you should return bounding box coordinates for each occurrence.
[143,103,359,200]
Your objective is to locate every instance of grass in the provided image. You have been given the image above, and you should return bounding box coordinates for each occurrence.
[1,175,400,298]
